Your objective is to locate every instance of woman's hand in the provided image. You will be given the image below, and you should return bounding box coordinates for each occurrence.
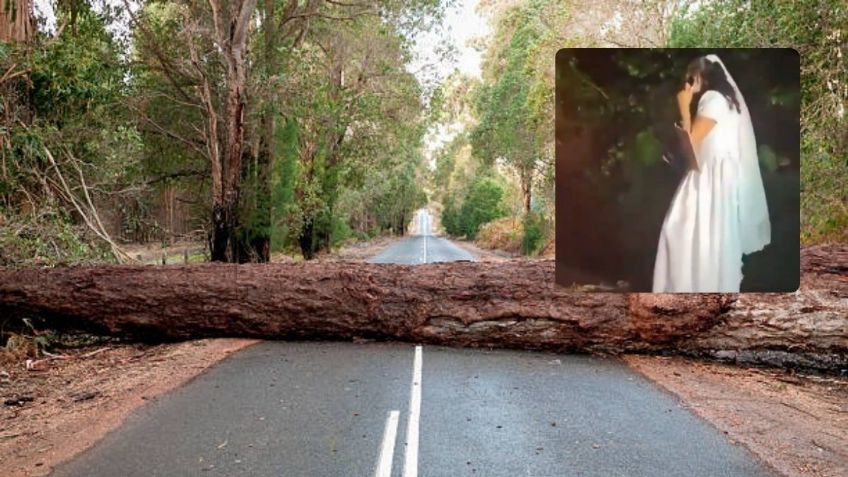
[677,81,695,107]
[676,76,700,133]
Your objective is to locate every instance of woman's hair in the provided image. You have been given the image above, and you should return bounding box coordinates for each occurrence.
[685,56,741,113]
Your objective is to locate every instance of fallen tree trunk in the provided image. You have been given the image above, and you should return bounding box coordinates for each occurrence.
[1,245,846,371]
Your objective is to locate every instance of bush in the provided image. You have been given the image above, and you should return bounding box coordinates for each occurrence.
[521,212,547,256]
[458,177,506,240]
[476,217,522,253]
[441,196,462,237]
[330,215,353,246]
[0,208,113,267]
[441,177,506,239]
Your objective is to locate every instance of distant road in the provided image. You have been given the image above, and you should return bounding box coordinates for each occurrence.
[369,209,474,264]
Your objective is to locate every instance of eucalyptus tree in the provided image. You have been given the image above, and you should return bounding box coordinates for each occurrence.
[280,10,432,258]
[471,0,571,215]
[0,0,33,43]
[128,0,445,262]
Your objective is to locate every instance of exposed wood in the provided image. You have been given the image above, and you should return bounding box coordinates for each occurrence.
[0,245,845,371]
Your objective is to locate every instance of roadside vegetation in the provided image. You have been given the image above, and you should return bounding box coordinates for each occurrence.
[1,0,443,267]
[3,0,844,267]
[433,0,845,257]
[431,0,568,256]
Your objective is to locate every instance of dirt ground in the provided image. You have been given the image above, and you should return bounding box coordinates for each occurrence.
[0,338,258,477]
[625,355,848,477]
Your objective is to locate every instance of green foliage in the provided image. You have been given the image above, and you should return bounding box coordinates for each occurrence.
[1,5,141,266]
[274,12,433,257]
[442,176,506,239]
[0,207,113,267]
[632,128,662,167]
[521,211,547,256]
[29,10,125,118]
[464,0,573,224]
[668,0,847,243]
[440,195,461,237]
[270,118,299,252]
[471,1,550,169]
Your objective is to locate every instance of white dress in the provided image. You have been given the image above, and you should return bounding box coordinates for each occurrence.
[652,90,745,292]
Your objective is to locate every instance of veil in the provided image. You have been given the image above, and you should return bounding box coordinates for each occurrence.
[705,54,771,254]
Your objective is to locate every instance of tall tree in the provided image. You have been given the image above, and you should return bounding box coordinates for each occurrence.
[130,0,444,262]
[208,0,258,261]
[471,0,571,215]
[0,0,33,44]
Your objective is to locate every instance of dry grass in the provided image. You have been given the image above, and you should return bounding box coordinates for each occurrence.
[475,217,523,254]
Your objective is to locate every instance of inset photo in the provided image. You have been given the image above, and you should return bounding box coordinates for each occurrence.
[555,49,800,293]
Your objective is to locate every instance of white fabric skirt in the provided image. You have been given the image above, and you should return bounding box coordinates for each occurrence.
[653,155,743,292]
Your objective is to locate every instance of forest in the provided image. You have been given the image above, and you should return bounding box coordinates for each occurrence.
[0,0,846,267]
[1,0,440,265]
[433,0,845,258]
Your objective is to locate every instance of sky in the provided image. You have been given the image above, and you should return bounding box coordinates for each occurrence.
[410,0,490,81]
[412,0,491,167]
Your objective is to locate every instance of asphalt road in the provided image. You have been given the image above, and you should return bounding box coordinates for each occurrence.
[52,210,775,477]
[369,209,474,264]
[53,343,774,477]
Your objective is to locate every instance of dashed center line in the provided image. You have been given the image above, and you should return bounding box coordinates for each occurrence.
[375,410,400,477]
[422,236,428,263]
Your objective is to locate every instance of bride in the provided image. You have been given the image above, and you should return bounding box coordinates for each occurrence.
[652,54,771,293]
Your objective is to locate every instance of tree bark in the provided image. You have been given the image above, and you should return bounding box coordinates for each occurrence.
[520,166,532,215]
[1,245,845,371]
[233,0,278,264]
[207,0,257,262]
[0,0,33,44]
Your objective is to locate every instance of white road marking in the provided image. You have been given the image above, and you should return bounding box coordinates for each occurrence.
[403,346,423,477]
[422,235,428,263]
[421,210,429,263]
[375,410,400,477]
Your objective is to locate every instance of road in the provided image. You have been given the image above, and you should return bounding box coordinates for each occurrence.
[52,210,775,477]
[370,209,474,264]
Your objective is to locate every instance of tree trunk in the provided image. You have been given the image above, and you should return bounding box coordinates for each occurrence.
[520,169,532,215]
[210,198,238,262]
[1,245,845,371]
[207,0,257,262]
[233,0,277,263]
[0,0,33,44]
[243,113,273,263]
[299,218,316,259]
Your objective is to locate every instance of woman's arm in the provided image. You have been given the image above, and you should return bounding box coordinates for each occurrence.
[676,82,717,170]
[689,115,717,149]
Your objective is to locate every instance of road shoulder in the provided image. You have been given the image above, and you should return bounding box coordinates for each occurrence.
[449,238,519,262]
[1,338,258,477]
[625,355,848,477]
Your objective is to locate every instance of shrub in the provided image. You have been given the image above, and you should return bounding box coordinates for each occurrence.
[458,177,506,240]
[476,217,522,253]
[521,212,547,256]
